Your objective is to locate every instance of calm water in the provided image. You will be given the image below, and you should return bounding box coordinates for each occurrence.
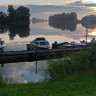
[0,17,96,83]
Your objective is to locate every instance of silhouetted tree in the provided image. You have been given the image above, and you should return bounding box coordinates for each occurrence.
[81,15,96,24]
[0,5,30,40]
[49,12,77,24]
[7,5,15,22]
[49,12,78,31]
[7,5,30,22]
[81,15,96,29]
[68,12,77,22]
[15,6,30,21]
[0,12,7,24]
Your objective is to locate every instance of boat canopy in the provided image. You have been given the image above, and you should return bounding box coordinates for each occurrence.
[35,37,45,41]
[31,37,46,43]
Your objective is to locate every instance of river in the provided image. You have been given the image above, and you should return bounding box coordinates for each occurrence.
[0,13,96,83]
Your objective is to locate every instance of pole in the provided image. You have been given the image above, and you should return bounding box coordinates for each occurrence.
[36,40,37,74]
[1,63,4,67]
[86,27,88,48]
[36,60,37,74]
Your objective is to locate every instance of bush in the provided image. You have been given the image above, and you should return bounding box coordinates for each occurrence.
[47,46,96,80]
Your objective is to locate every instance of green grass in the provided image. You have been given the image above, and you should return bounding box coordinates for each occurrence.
[0,75,96,96]
[47,45,96,80]
[1,46,96,96]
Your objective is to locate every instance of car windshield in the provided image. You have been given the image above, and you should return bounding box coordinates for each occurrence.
[40,42,49,45]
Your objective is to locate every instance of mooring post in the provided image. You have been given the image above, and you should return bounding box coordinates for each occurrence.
[86,27,88,48]
[1,63,4,67]
[35,40,38,74]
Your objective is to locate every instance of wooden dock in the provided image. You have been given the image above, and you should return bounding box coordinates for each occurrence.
[0,47,89,64]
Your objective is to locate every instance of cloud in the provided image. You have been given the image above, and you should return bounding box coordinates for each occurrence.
[39,3,53,5]
[66,0,96,7]
[80,0,84,2]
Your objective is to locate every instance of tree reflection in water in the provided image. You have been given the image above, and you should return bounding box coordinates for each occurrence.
[0,21,30,40]
[49,22,77,32]
[0,25,8,33]
[81,23,96,29]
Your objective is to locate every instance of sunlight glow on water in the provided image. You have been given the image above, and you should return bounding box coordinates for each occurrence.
[82,0,96,3]
[88,31,96,35]
[90,7,96,10]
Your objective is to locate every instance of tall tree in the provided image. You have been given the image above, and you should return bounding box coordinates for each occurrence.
[15,6,30,21]
[7,5,30,22]
[7,5,15,22]
[0,12,7,24]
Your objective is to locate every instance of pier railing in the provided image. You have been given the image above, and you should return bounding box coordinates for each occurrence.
[0,47,89,64]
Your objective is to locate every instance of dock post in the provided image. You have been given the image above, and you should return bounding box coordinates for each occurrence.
[1,64,4,67]
[35,40,38,74]
[86,27,88,48]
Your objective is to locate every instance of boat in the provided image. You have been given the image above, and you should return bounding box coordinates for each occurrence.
[70,41,86,47]
[80,40,91,47]
[0,38,5,52]
[30,37,50,49]
[89,38,96,45]
[52,41,75,49]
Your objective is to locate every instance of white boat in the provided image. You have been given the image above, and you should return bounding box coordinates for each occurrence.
[30,37,50,49]
[62,42,73,48]
[0,38,5,52]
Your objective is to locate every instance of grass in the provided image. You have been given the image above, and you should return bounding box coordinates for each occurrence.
[0,75,96,96]
[47,45,96,80]
[1,46,96,96]
[0,70,9,87]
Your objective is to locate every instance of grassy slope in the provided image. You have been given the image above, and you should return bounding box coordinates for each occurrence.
[0,75,96,96]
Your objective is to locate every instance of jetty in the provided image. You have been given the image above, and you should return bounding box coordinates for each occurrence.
[0,47,89,64]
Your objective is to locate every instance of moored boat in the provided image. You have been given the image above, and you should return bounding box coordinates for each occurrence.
[70,41,86,47]
[52,41,75,49]
[29,37,50,50]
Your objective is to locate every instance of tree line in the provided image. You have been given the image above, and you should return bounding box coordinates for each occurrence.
[49,12,77,24]
[0,5,30,25]
[0,5,30,40]
[49,12,78,31]
[49,12,96,31]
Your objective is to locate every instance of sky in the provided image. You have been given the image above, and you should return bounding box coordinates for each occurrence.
[0,0,96,19]
[0,0,96,5]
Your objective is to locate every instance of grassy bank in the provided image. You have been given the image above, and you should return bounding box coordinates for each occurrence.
[0,75,96,96]
[1,46,96,96]
[47,45,96,80]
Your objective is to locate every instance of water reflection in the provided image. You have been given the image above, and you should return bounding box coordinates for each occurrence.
[88,28,96,36]
[8,24,30,40]
[0,25,8,33]
[81,23,96,29]
[88,31,96,35]
[49,22,77,32]
[0,23,30,40]
[1,20,96,83]
[32,18,48,24]
[0,60,48,83]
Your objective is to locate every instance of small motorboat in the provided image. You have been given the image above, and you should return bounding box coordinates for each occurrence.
[70,41,86,47]
[62,42,74,48]
[80,40,91,47]
[52,41,75,49]
[30,37,50,49]
[0,38,5,52]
